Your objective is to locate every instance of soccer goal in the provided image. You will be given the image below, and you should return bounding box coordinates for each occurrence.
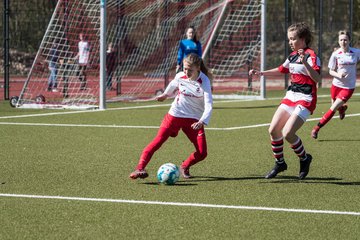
[14,0,265,109]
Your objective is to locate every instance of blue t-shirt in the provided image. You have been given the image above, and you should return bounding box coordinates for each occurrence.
[177,39,202,65]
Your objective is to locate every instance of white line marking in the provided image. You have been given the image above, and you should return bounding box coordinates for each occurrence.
[0,193,359,216]
[1,93,359,120]
[0,122,159,129]
[1,113,359,130]
[0,103,172,119]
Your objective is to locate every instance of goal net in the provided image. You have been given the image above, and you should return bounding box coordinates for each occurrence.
[15,0,264,109]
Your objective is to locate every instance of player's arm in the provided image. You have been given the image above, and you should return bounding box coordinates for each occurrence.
[194,78,213,129]
[298,49,321,83]
[156,78,179,101]
[249,67,279,77]
[329,68,347,79]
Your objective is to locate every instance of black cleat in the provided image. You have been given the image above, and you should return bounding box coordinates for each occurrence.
[299,154,312,180]
[265,162,288,179]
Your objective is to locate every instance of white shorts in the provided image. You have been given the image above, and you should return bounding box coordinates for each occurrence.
[279,104,310,122]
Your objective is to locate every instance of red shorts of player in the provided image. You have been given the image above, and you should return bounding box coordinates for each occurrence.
[331,85,354,103]
[138,113,207,168]
[160,113,205,140]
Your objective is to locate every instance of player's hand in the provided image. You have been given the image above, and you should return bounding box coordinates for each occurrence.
[191,121,204,130]
[155,94,168,102]
[298,49,306,63]
[338,71,349,79]
[249,69,262,76]
[176,65,180,73]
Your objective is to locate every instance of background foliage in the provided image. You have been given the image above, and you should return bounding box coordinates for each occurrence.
[0,0,360,75]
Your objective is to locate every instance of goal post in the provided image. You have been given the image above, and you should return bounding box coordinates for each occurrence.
[15,0,265,109]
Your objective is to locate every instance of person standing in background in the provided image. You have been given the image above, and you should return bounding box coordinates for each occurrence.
[176,26,202,73]
[106,43,118,90]
[76,33,90,90]
[47,43,60,92]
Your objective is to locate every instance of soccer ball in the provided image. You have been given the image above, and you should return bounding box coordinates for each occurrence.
[157,163,180,185]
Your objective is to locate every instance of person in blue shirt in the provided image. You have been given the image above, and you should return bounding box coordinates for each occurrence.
[48,43,60,92]
[176,26,202,73]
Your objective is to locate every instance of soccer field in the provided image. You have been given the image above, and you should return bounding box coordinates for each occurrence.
[1,88,359,239]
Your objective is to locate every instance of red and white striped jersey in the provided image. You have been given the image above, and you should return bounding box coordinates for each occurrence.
[278,48,321,114]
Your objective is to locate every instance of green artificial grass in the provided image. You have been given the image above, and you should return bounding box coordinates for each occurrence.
[1,89,359,239]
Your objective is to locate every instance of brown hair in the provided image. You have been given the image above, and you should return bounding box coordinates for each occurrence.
[184,53,213,83]
[288,22,313,47]
[338,30,351,41]
[187,26,199,43]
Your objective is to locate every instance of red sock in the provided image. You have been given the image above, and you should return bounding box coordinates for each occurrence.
[319,109,335,127]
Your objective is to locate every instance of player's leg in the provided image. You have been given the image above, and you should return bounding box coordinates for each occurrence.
[48,66,55,91]
[130,114,179,179]
[265,105,291,179]
[180,120,207,178]
[312,86,354,139]
[283,106,312,179]
[337,88,354,120]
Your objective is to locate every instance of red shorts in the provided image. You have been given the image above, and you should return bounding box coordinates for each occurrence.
[331,85,354,103]
[160,113,203,138]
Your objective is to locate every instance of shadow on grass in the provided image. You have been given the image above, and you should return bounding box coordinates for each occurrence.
[318,139,360,142]
[142,182,197,186]
[260,176,360,185]
[141,176,360,186]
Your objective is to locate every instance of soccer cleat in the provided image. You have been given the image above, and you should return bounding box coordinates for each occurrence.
[129,169,148,179]
[339,105,348,120]
[180,166,192,179]
[265,161,287,179]
[299,154,312,180]
[311,127,319,139]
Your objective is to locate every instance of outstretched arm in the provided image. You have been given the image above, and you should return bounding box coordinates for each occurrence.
[249,67,279,77]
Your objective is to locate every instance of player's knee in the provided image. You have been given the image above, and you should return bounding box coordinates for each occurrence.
[283,130,295,143]
[197,151,207,160]
[268,126,278,138]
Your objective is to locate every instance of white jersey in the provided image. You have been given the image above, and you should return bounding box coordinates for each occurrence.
[164,71,213,125]
[328,47,360,89]
[78,40,90,64]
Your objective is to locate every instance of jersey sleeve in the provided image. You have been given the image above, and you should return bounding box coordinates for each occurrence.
[197,41,202,58]
[356,48,360,62]
[177,40,184,65]
[163,77,179,96]
[278,58,290,73]
[307,49,321,73]
[328,52,336,70]
[199,75,213,125]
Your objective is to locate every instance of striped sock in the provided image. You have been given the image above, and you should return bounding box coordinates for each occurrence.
[291,137,307,160]
[271,137,284,163]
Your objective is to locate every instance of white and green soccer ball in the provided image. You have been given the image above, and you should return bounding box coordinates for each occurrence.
[157,163,180,185]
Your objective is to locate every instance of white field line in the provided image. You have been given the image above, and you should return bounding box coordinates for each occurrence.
[1,93,352,120]
[0,193,359,216]
[0,113,360,131]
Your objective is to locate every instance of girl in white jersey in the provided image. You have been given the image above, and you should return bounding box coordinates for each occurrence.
[311,30,360,139]
[249,22,321,180]
[130,53,213,180]
[76,33,90,90]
